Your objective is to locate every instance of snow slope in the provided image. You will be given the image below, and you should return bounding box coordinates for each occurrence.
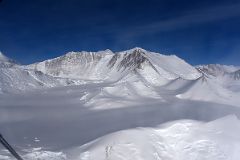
[1,109,240,160]
[196,64,240,94]
[0,53,88,93]
[0,48,203,93]
[1,81,240,159]
[1,48,240,108]
[27,48,201,82]
[196,64,240,80]
[1,48,240,106]
[196,64,240,76]
[69,115,240,160]
[0,65,83,94]
[174,76,240,106]
[1,48,240,160]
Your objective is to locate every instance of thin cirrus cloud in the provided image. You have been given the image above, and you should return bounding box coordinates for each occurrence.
[120,2,240,38]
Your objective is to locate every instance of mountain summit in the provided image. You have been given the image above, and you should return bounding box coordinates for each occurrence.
[0,47,239,106]
[28,48,201,81]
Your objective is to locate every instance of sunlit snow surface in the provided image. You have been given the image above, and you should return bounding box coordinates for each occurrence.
[73,115,240,160]
[1,49,240,159]
[1,83,240,160]
[1,114,240,160]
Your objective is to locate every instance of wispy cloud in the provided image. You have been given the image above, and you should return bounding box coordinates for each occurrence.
[121,2,240,38]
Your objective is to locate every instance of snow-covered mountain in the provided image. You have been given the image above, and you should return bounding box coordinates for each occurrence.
[1,48,240,104]
[0,48,202,93]
[27,47,201,81]
[196,64,240,96]
[0,52,82,93]
[1,48,240,160]
[196,64,240,79]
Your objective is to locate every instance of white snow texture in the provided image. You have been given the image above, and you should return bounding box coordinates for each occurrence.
[0,48,240,160]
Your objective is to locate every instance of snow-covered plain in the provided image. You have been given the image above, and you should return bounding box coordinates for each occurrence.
[0,48,240,160]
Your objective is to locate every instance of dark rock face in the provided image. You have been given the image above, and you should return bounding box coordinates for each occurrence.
[26,48,201,81]
[107,49,149,72]
[34,70,44,76]
[118,50,147,71]
[107,54,120,69]
[42,52,104,76]
[0,62,15,68]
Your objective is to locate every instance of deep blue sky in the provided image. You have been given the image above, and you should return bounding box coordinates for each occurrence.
[0,0,240,65]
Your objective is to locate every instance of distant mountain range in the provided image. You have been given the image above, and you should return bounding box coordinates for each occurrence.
[1,48,240,160]
[0,48,240,106]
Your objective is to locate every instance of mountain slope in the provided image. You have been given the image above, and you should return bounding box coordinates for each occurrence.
[196,64,240,94]
[196,64,240,78]
[0,52,79,93]
[1,49,240,160]
[0,67,68,94]
[175,76,240,105]
[1,48,240,106]
[27,48,201,82]
[69,115,240,160]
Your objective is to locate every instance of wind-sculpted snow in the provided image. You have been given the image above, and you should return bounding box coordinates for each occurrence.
[71,115,240,160]
[1,82,240,159]
[1,114,240,160]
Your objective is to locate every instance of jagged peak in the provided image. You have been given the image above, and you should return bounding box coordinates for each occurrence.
[196,64,240,73]
[129,47,147,52]
[107,47,152,71]
[40,49,114,64]
[118,47,148,55]
[65,49,113,56]
[42,48,183,65]
[119,48,183,63]
[195,64,240,80]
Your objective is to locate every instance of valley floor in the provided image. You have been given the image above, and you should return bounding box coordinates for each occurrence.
[1,82,240,160]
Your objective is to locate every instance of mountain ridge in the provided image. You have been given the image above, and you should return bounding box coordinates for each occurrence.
[26,47,201,81]
[0,47,239,107]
